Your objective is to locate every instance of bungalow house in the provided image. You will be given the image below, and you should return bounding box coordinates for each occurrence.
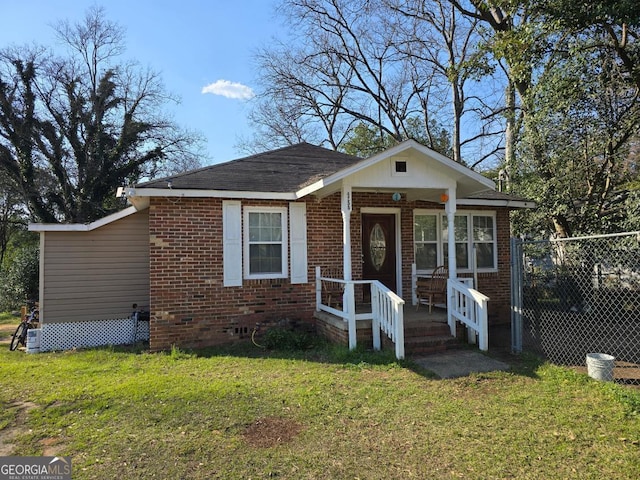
[29,140,532,356]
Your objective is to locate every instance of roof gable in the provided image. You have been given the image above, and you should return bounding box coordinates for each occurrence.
[298,140,495,200]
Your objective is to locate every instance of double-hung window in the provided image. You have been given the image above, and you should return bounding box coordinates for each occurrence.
[414,210,497,273]
[244,207,288,279]
[472,215,496,269]
[414,214,439,270]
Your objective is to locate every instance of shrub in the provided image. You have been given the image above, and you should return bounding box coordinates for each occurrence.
[260,327,320,351]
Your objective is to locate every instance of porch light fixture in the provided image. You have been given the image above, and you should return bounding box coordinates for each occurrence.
[392,192,402,202]
[440,193,449,203]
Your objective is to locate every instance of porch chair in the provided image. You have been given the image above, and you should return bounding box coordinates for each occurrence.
[321,266,344,308]
[416,265,448,312]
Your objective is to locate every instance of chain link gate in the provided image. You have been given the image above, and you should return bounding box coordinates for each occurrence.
[511,232,640,385]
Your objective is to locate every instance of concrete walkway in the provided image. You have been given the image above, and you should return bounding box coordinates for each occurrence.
[412,350,510,379]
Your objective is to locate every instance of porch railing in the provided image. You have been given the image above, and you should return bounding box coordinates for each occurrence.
[315,267,405,359]
[371,281,405,360]
[447,278,490,351]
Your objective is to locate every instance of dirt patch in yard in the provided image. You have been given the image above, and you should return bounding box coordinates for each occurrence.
[0,323,17,345]
[39,436,67,456]
[0,401,67,456]
[242,416,304,448]
[0,401,38,456]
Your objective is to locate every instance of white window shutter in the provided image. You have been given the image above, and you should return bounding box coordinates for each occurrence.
[223,200,242,287]
[289,202,308,284]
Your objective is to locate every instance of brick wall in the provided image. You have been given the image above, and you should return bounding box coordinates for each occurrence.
[148,194,514,351]
[148,197,318,351]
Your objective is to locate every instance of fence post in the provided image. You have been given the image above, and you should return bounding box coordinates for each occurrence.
[447,280,456,336]
[372,283,381,351]
[346,282,357,350]
[411,263,417,307]
[394,301,405,360]
[315,266,322,311]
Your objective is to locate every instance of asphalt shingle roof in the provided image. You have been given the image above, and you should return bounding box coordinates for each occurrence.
[138,143,362,192]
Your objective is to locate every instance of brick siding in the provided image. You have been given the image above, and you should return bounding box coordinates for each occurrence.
[148,194,514,351]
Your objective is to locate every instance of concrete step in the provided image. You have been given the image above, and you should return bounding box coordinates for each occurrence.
[404,334,463,355]
[404,322,451,337]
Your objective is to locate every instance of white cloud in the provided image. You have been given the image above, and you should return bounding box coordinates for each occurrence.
[201,80,254,100]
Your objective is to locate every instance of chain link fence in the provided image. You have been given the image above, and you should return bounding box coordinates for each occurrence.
[511,232,640,385]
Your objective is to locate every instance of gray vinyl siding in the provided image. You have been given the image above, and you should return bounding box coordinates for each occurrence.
[41,210,149,323]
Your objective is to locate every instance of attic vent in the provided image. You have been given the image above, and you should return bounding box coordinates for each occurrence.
[394,160,407,174]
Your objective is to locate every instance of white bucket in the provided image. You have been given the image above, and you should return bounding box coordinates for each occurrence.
[26,328,41,354]
[586,353,615,381]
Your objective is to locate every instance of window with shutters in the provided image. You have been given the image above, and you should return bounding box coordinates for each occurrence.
[243,207,288,279]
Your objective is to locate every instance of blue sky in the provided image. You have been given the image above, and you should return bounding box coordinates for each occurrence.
[0,0,283,165]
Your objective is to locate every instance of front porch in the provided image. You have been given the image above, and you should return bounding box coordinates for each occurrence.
[314,266,490,359]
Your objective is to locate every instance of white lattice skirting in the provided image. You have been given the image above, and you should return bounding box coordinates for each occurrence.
[39,317,150,352]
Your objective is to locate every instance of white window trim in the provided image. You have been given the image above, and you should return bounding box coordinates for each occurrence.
[243,206,288,280]
[471,214,498,270]
[414,209,498,274]
[391,157,409,177]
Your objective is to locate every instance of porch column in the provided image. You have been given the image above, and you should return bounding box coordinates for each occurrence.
[341,183,352,282]
[341,183,357,350]
[446,186,457,337]
[445,186,457,280]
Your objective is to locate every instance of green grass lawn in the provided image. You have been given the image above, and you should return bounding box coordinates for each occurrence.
[0,311,20,324]
[0,340,638,479]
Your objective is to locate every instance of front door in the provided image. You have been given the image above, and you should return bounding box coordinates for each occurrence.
[361,213,397,293]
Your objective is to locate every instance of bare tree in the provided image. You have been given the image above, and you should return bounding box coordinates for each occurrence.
[247,0,505,168]
[241,39,358,152]
[387,0,506,165]
[247,0,427,151]
[0,6,203,223]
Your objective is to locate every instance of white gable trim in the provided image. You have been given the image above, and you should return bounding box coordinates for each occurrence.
[28,205,145,232]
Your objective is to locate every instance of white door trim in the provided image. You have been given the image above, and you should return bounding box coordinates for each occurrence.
[360,207,402,297]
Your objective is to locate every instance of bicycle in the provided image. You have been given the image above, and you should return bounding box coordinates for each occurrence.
[9,306,39,351]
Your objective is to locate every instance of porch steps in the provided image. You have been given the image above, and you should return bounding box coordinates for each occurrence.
[314,308,463,355]
[402,321,463,356]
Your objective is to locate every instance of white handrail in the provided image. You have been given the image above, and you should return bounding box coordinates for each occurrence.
[447,278,490,350]
[371,281,405,359]
[316,267,405,359]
